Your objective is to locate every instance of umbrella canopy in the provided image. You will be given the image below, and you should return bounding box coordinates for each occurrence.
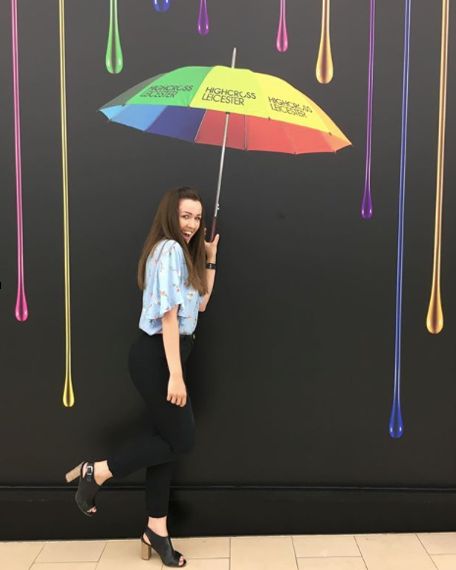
[100,65,351,154]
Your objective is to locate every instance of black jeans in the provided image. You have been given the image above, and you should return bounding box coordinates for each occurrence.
[107,331,195,516]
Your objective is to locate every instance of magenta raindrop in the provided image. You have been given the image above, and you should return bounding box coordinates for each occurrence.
[276,0,288,52]
[11,0,29,322]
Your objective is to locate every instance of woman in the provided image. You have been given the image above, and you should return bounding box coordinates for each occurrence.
[65,186,219,568]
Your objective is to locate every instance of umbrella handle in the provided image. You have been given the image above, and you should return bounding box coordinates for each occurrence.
[210,217,217,243]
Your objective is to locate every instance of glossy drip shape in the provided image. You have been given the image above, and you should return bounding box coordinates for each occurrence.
[426,0,449,334]
[153,0,170,12]
[11,0,28,321]
[276,0,288,52]
[316,0,333,83]
[59,0,75,407]
[361,0,375,219]
[106,0,123,74]
[389,0,411,439]
[198,0,209,36]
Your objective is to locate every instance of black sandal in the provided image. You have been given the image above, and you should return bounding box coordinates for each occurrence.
[65,461,100,517]
[141,526,187,567]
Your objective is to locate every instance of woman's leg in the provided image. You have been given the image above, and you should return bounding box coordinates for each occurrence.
[144,389,194,520]
[132,333,194,567]
[145,461,175,517]
[105,333,195,476]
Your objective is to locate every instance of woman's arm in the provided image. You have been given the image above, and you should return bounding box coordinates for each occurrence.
[162,306,187,407]
[199,265,216,312]
[199,234,219,312]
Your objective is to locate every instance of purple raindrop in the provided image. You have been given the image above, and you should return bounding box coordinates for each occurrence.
[388,0,411,440]
[153,0,170,12]
[198,0,209,35]
[361,0,375,219]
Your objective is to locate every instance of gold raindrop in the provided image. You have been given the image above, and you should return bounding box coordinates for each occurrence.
[426,0,449,334]
[316,0,334,84]
[59,0,75,405]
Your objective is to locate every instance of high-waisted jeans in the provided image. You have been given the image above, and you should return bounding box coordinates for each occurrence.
[107,331,195,517]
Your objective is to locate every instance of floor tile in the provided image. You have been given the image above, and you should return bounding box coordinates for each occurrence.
[0,541,45,570]
[231,535,298,570]
[292,535,360,557]
[97,539,161,569]
[171,537,230,558]
[173,561,229,570]
[297,559,366,570]
[355,533,435,570]
[417,532,456,554]
[35,540,106,563]
[431,554,456,570]
[30,562,97,570]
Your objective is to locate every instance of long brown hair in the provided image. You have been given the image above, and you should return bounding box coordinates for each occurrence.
[137,186,208,295]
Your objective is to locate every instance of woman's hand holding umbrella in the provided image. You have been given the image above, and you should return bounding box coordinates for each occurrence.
[205,232,220,262]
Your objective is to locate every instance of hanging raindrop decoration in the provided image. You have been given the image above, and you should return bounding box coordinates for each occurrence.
[316,0,333,83]
[426,0,449,335]
[153,0,171,12]
[389,0,411,439]
[276,0,288,53]
[59,0,75,407]
[11,0,28,322]
[106,0,123,74]
[361,0,376,219]
[198,0,209,36]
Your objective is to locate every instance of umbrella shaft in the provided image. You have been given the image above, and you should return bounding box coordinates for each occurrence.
[211,111,230,241]
[210,47,237,242]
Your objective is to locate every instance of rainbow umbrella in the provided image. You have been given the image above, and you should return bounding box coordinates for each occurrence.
[100,49,351,238]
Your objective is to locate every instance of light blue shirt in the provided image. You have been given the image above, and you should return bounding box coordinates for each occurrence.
[139,239,203,335]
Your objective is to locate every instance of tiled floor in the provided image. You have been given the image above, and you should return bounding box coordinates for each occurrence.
[2,532,456,569]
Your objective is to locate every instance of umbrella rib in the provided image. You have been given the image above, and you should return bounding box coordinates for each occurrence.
[244,113,248,150]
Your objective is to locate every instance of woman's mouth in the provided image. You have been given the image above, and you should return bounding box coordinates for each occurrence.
[182,231,192,242]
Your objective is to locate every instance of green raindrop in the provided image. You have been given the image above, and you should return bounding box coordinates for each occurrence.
[106,0,123,74]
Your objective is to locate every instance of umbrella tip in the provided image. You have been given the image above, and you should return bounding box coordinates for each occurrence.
[231,47,237,68]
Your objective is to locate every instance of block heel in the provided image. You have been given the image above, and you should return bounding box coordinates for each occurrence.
[141,539,151,560]
[141,526,186,567]
[64,461,100,517]
[65,462,83,483]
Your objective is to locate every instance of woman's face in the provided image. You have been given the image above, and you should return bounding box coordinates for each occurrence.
[178,199,202,243]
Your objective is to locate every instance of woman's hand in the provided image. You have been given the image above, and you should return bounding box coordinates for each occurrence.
[167,372,187,407]
[204,232,220,262]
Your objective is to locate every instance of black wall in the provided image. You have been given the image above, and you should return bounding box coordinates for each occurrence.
[1,0,456,539]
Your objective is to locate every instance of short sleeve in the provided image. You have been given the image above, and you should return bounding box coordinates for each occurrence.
[143,242,186,320]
